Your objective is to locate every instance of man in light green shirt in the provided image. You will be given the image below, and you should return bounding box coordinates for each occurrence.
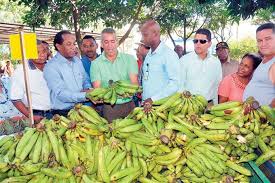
[90,28,138,122]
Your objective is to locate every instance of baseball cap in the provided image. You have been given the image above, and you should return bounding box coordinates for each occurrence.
[216,42,229,50]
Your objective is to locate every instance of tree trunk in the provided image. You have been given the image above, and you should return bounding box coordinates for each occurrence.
[167,29,176,47]
[118,0,144,45]
[71,0,81,49]
[118,20,137,46]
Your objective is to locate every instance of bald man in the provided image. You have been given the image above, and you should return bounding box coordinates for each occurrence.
[140,20,180,112]
[174,45,184,58]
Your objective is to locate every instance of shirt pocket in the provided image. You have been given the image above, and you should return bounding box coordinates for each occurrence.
[149,64,163,73]
[187,65,201,80]
[75,71,84,83]
[149,64,165,81]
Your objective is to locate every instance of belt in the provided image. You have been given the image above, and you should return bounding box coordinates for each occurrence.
[33,109,51,115]
[104,100,134,106]
[51,109,70,116]
[208,99,213,103]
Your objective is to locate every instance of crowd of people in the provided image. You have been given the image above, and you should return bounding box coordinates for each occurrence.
[0,20,274,124]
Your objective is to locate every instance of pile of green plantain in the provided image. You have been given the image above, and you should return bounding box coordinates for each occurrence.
[86,80,142,105]
[0,91,274,183]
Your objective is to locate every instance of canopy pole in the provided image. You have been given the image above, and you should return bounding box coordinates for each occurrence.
[19,31,34,127]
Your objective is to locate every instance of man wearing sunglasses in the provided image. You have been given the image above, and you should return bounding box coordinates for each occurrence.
[179,28,222,105]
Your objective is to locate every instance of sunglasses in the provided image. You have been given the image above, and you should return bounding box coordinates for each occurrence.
[142,45,150,50]
[193,39,208,44]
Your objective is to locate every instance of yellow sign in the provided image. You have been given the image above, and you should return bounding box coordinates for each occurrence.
[10,33,38,60]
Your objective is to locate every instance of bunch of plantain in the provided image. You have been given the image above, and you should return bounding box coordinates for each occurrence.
[208,98,275,164]
[69,103,108,125]
[86,80,142,105]
[1,92,275,183]
[181,137,252,183]
[153,91,208,115]
[208,97,273,125]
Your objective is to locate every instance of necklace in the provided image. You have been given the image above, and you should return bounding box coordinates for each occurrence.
[232,73,247,90]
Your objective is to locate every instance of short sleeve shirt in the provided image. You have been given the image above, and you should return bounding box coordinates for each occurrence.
[218,73,246,102]
[221,59,239,78]
[91,52,138,104]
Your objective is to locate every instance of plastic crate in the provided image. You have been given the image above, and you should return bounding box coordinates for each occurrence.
[255,148,275,182]
[244,161,271,183]
[259,160,275,183]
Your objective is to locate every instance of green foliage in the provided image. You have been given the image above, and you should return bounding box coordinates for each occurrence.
[252,7,275,24]
[206,1,240,42]
[0,0,28,23]
[12,0,155,45]
[156,0,210,33]
[155,0,214,53]
[12,0,154,30]
[229,38,258,61]
[225,0,275,19]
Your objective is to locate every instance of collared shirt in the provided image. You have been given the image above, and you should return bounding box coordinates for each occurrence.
[81,54,99,79]
[10,60,51,110]
[179,52,222,103]
[243,57,275,105]
[142,41,180,101]
[221,57,239,78]
[91,51,138,104]
[44,52,91,110]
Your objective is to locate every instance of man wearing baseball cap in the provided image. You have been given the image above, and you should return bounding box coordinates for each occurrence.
[216,42,239,78]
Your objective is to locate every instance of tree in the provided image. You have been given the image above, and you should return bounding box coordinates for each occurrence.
[229,38,258,61]
[0,0,27,23]
[252,7,275,24]
[198,0,275,19]
[206,1,240,42]
[225,0,275,19]
[12,0,155,46]
[155,0,212,54]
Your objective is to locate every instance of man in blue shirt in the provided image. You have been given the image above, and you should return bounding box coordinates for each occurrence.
[44,30,91,116]
[80,35,98,78]
[140,20,180,112]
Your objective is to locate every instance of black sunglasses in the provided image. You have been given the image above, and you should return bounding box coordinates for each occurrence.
[193,39,208,44]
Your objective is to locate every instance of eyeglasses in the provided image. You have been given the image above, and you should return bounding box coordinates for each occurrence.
[193,39,208,44]
[142,45,150,50]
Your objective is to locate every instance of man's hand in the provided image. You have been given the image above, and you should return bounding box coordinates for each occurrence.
[270,98,275,108]
[143,98,153,113]
[91,100,104,105]
[33,115,44,124]
[11,116,26,121]
[82,88,93,93]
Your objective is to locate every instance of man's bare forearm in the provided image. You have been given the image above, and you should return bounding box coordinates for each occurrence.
[12,100,30,117]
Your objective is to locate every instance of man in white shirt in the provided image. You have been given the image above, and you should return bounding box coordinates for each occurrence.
[180,28,222,104]
[10,40,52,123]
